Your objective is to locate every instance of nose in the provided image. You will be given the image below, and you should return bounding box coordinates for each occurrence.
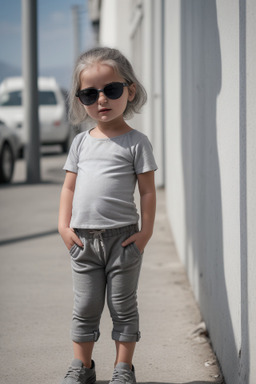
[98,90,107,104]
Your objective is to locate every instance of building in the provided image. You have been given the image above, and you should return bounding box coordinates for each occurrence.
[98,1,256,383]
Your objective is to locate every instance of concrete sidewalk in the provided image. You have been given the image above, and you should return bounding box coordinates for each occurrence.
[0,152,223,384]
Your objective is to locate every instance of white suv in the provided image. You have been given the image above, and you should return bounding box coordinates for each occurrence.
[0,77,71,153]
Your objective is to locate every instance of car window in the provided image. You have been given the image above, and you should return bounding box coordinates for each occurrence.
[39,91,57,105]
[0,90,57,106]
[0,91,22,106]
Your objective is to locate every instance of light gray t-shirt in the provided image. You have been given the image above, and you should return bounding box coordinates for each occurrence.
[63,129,158,229]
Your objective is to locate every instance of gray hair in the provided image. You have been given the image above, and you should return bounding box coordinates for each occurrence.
[68,47,147,125]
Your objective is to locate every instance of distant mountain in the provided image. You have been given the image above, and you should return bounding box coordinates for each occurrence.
[0,61,72,89]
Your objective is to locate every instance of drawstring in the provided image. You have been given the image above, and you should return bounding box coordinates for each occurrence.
[90,230,106,259]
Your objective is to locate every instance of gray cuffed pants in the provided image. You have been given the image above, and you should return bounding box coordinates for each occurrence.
[69,224,143,343]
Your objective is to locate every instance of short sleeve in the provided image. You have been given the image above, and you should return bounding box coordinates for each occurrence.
[134,136,158,174]
[63,132,85,173]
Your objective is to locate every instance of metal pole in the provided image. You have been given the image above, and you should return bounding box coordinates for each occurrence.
[72,5,81,63]
[22,0,41,183]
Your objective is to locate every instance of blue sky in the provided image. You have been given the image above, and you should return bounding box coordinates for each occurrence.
[0,0,95,87]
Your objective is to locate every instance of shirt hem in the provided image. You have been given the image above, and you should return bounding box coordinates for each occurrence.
[70,221,139,230]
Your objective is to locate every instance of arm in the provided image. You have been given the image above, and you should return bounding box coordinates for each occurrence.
[58,171,83,250]
[122,170,156,253]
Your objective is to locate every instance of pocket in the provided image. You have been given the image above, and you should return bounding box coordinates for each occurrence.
[69,229,84,257]
[132,242,144,256]
[69,241,84,258]
[69,243,78,256]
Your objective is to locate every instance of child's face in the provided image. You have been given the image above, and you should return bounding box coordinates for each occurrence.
[79,63,135,124]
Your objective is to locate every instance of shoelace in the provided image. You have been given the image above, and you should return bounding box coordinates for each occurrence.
[111,368,134,383]
[65,365,85,380]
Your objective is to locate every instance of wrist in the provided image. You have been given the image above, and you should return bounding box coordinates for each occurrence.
[140,228,153,240]
[58,224,70,234]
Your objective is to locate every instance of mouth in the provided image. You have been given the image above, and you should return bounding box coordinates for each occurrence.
[99,108,111,113]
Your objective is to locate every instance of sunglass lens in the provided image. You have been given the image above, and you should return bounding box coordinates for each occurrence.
[104,83,123,99]
[80,89,98,105]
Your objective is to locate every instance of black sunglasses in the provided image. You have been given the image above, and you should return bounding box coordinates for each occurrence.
[76,82,129,106]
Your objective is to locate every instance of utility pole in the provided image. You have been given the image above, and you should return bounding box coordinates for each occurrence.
[22,0,41,183]
[72,5,81,63]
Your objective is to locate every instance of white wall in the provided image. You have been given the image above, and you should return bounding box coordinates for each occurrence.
[163,0,184,277]
[139,0,165,187]
[174,1,241,381]
[163,1,256,383]
[246,1,256,383]
[99,0,131,59]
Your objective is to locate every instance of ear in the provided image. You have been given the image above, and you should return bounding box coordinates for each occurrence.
[127,83,136,102]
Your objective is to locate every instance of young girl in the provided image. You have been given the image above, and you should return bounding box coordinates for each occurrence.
[58,47,157,384]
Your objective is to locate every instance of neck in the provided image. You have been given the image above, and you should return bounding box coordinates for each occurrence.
[93,118,132,138]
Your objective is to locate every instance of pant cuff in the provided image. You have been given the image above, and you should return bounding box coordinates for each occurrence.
[72,330,100,343]
[112,331,141,342]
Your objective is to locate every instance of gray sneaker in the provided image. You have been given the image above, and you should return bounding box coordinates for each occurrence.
[109,362,136,384]
[62,359,96,384]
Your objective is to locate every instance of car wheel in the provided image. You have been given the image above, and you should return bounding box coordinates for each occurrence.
[0,142,15,183]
